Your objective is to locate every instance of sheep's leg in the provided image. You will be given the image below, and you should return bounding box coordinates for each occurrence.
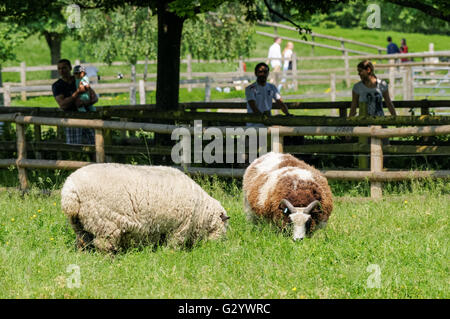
[69,216,94,250]
[166,219,192,249]
[93,229,122,253]
[244,197,258,223]
[76,232,94,250]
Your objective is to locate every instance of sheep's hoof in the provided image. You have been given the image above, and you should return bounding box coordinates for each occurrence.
[93,237,118,254]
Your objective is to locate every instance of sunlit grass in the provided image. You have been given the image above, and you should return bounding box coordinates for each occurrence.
[0,176,448,298]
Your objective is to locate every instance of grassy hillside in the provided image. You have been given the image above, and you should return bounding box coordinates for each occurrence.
[3,23,450,108]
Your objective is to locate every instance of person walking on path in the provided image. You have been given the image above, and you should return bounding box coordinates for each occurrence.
[267,37,282,72]
[279,41,294,91]
[400,38,409,62]
[267,37,283,88]
[386,36,400,54]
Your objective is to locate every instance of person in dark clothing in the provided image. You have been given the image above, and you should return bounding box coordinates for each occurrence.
[52,59,95,144]
[386,36,400,54]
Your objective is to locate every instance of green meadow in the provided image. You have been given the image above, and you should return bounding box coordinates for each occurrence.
[0,177,448,299]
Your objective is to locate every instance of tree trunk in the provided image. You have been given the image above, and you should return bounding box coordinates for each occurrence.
[43,31,63,79]
[156,1,185,111]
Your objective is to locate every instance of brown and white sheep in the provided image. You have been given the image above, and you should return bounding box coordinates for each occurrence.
[243,152,333,240]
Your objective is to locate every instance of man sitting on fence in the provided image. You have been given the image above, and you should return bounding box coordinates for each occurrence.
[52,59,95,145]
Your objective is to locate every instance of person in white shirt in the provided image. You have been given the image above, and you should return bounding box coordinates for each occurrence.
[279,41,294,91]
[267,37,282,72]
[245,63,291,119]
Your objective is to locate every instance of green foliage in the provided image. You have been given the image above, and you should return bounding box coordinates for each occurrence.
[76,6,157,65]
[309,0,450,35]
[181,3,255,60]
[0,22,27,64]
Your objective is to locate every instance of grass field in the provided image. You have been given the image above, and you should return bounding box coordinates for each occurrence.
[0,176,448,299]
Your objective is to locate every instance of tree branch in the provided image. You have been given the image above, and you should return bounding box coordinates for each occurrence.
[384,0,449,22]
[262,0,311,38]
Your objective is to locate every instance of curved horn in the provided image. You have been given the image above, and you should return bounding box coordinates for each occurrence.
[280,199,296,215]
[304,200,320,214]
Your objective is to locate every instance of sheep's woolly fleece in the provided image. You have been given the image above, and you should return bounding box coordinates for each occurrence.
[61,164,228,252]
[243,152,333,233]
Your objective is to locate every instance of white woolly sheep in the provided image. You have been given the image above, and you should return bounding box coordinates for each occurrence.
[61,163,230,252]
[243,152,333,241]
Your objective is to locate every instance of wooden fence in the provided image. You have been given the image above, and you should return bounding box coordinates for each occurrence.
[257,21,386,55]
[0,101,449,198]
[1,49,449,103]
[1,66,449,108]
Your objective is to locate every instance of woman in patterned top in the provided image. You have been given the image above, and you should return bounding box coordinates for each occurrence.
[349,60,397,117]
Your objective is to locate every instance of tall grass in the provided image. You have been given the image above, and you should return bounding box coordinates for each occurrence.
[0,174,448,299]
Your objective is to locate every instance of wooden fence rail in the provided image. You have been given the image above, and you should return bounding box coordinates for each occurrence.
[2,50,449,101]
[1,110,449,198]
[1,69,449,105]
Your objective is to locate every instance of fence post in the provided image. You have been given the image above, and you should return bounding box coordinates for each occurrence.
[406,66,413,100]
[402,70,408,101]
[271,133,283,153]
[35,124,42,160]
[16,122,29,190]
[330,73,336,102]
[292,52,298,91]
[139,79,146,105]
[330,73,337,116]
[358,102,369,170]
[20,62,27,101]
[311,35,315,55]
[187,53,192,92]
[389,59,395,100]
[204,77,211,102]
[4,84,11,106]
[95,128,105,163]
[57,126,64,159]
[130,64,137,105]
[370,126,383,199]
[343,51,350,88]
[238,57,245,77]
[339,106,347,118]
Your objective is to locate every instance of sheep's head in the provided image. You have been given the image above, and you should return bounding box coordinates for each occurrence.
[280,199,320,241]
[220,212,231,229]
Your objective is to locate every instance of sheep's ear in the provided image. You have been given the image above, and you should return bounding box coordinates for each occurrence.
[280,199,296,215]
[220,213,230,222]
